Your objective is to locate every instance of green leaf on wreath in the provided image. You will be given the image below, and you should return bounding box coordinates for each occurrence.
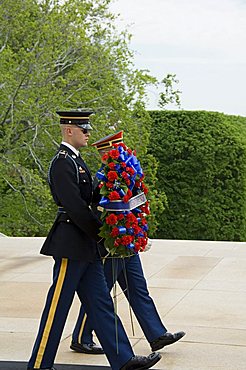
[121,185,128,193]
[100,187,109,196]
[104,237,115,250]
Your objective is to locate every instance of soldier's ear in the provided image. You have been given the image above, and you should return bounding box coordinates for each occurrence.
[66,126,74,136]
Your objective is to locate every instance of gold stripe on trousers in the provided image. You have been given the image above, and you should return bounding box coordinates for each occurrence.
[34,258,68,368]
[78,313,88,343]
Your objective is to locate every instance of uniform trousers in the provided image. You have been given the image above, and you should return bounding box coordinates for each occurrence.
[72,254,167,345]
[27,256,133,370]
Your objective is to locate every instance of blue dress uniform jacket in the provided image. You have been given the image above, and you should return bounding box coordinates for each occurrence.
[27,144,134,370]
[41,144,102,261]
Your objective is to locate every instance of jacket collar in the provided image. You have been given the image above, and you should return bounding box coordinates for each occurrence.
[60,141,79,157]
[59,143,92,179]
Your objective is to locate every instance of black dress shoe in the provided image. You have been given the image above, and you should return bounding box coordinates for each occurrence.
[70,341,104,354]
[120,352,161,370]
[27,367,56,370]
[150,331,186,351]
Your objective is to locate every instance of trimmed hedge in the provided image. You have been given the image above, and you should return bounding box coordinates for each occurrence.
[148,110,246,241]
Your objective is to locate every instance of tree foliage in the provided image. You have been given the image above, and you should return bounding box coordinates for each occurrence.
[158,74,181,109]
[148,110,246,241]
[0,0,167,236]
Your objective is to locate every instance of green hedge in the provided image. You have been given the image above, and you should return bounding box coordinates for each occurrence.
[148,110,246,241]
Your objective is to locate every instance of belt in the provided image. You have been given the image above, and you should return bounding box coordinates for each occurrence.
[57,205,92,214]
[57,208,71,223]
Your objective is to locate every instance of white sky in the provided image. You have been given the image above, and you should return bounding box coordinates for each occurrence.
[110,0,246,116]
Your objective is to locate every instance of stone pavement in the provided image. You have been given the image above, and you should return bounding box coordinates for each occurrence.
[0,237,246,369]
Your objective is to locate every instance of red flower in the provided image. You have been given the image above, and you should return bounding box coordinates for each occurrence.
[121,162,127,168]
[134,242,141,252]
[121,171,128,179]
[98,182,104,189]
[122,143,127,150]
[114,238,121,247]
[106,214,118,225]
[102,153,109,161]
[121,235,134,246]
[110,227,120,237]
[114,143,127,150]
[137,237,147,247]
[107,171,118,182]
[109,149,120,160]
[141,218,147,225]
[126,167,135,176]
[123,194,130,203]
[125,179,130,186]
[117,214,124,221]
[142,183,149,194]
[108,162,116,170]
[133,226,142,235]
[127,189,132,197]
[141,206,150,215]
[126,213,137,223]
[106,182,114,189]
[108,191,121,200]
[121,171,130,186]
[141,202,150,215]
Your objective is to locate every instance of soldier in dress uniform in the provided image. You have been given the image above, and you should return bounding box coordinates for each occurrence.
[70,131,186,356]
[26,111,161,370]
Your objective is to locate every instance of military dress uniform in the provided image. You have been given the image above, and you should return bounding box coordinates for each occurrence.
[27,114,135,370]
[72,253,167,346]
[71,131,185,354]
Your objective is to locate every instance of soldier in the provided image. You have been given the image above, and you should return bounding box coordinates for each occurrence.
[27,112,161,370]
[70,131,185,356]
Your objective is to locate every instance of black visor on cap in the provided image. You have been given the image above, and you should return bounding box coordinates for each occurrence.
[76,123,93,130]
[56,110,94,128]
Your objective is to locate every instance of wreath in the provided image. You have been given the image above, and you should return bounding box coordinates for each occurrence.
[97,142,150,257]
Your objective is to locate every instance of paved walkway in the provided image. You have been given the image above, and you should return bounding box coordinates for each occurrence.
[0,237,246,369]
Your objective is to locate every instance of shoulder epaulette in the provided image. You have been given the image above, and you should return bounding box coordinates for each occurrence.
[57,149,68,158]
[48,150,79,185]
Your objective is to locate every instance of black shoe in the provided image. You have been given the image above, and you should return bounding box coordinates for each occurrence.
[120,352,161,370]
[150,331,186,351]
[70,341,104,354]
[27,367,56,370]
